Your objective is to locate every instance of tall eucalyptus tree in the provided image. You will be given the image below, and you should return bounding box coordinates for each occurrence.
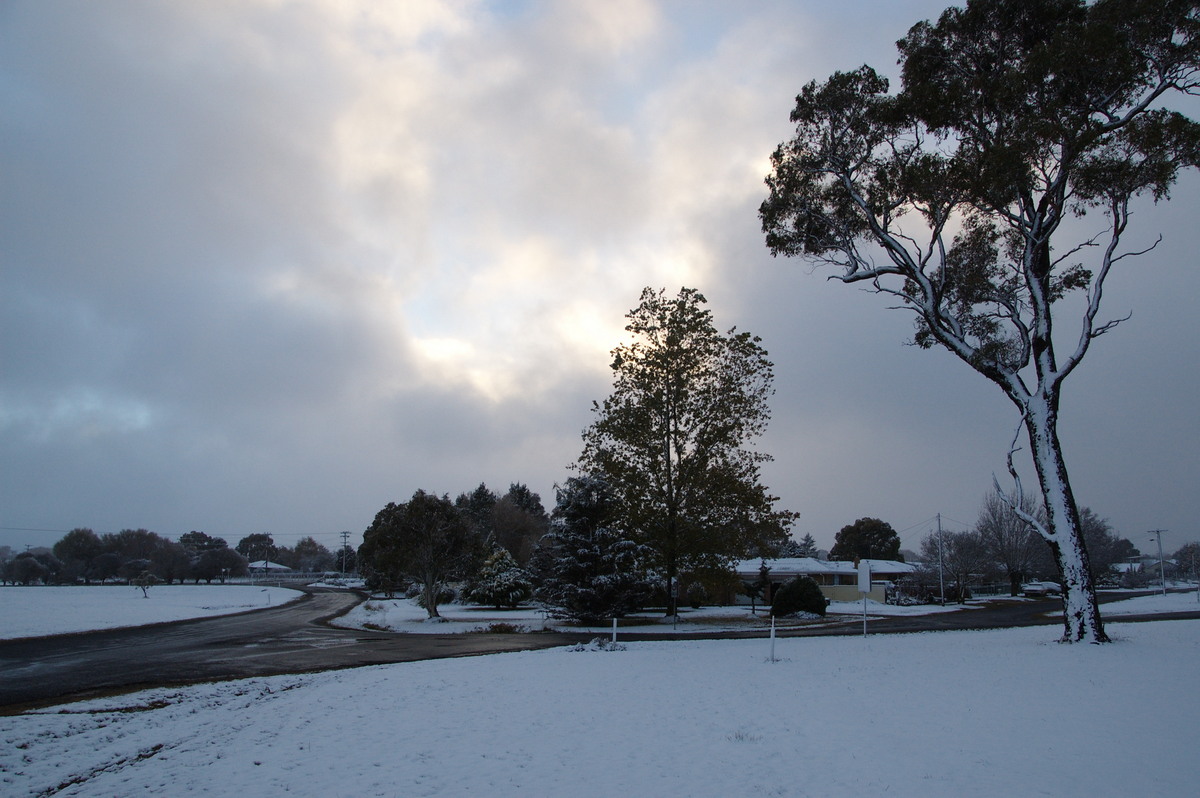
[760,0,1199,641]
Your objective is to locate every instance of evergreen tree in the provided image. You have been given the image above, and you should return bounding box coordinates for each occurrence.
[464,548,534,609]
[531,475,656,624]
[492,483,550,566]
[455,483,498,541]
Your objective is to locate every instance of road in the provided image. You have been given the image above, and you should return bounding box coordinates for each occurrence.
[0,589,583,712]
[2,588,1196,712]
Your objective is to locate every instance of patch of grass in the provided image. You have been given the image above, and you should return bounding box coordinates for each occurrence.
[726,729,762,743]
[470,622,530,634]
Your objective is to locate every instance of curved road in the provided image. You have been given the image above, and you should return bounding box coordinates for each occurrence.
[2,588,1196,712]
[0,590,583,712]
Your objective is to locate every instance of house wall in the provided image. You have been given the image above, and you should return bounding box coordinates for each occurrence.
[821,584,886,603]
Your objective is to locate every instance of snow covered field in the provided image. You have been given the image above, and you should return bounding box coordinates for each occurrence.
[2,586,1193,642]
[1,619,1196,796]
[0,585,303,640]
[1096,589,1200,615]
[335,594,975,636]
[331,589,1197,635]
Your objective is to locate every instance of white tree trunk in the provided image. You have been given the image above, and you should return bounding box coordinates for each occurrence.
[1024,397,1108,643]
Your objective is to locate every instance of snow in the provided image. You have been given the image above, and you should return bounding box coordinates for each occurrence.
[333,595,976,636]
[4,586,1193,643]
[1099,589,1200,615]
[334,589,1200,636]
[0,585,303,640]
[1,619,1196,796]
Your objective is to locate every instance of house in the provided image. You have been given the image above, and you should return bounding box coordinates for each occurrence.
[733,557,916,604]
[248,560,293,572]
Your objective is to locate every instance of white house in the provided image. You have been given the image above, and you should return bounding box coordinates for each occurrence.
[734,557,916,604]
[248,560,293,572]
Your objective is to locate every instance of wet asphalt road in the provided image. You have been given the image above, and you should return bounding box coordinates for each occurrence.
[0,590,584,711]
[2,588,1196,712]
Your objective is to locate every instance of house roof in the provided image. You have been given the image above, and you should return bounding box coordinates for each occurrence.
[248,560,293,571]
[734,557,915,576]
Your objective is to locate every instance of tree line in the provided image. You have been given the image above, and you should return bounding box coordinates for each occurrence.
[821,492,1156,602]
[0,528,352,586]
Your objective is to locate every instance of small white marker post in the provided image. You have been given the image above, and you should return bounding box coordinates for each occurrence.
[857,560,872,638]
[769,615,777,663]
[612,617,618,645]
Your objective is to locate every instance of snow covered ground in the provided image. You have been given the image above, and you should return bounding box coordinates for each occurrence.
[1098,589,1200,615]
[334,595,977,636]
[1,619,1195,796]
[332,589,1198,635]
[0,585,303,640]
[3,585,1193,642]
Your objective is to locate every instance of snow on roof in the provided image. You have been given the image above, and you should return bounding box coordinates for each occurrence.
[248,560,293,571]
[734,557,915,575]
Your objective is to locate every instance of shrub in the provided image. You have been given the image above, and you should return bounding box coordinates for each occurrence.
[412,584,457,608]
[770,576,826,617]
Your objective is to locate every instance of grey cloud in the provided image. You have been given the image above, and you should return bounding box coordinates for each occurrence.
[2,1,1196,557]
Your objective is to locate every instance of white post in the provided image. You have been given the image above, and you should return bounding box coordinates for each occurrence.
[612,617,618,645]
[769,615,776,663]
[858,559,872,637]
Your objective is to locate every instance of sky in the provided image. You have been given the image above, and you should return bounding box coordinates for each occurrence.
[2,0,1197,558]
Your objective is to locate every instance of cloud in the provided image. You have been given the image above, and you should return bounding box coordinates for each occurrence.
[2,0,1196,555]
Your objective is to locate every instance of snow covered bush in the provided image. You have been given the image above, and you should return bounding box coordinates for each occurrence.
[770,575,826,617]
[463,549,534,608]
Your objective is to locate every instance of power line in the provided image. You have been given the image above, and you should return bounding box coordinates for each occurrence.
[0,526,74,533]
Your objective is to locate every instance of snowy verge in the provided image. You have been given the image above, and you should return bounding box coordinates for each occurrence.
[0,585,304,640]
[333,595,979,635]
[1099,589,1200,615]
[1,620,1195,796]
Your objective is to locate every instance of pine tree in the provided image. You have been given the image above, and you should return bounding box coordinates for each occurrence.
[464,548,534,609]
[530,475,656,624]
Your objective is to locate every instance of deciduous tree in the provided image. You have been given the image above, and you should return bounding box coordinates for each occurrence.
[236,533,275,567]
[760,0,1200,642]
[830,518,902,562]
[922,529,994,602]
[53,528,102,584]
[359,490,484,619]
[976,488,1045,595]
[579,287,794,615]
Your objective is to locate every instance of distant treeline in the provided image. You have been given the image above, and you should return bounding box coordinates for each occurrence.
[0,528,353,586]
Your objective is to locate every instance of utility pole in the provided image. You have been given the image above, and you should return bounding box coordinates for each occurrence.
[1148,530,1167,596]
[936,513,945,606]
[340,530,350,574]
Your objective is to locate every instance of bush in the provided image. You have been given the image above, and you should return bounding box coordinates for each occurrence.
[412,584,457,608]
[770,576,826,617]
